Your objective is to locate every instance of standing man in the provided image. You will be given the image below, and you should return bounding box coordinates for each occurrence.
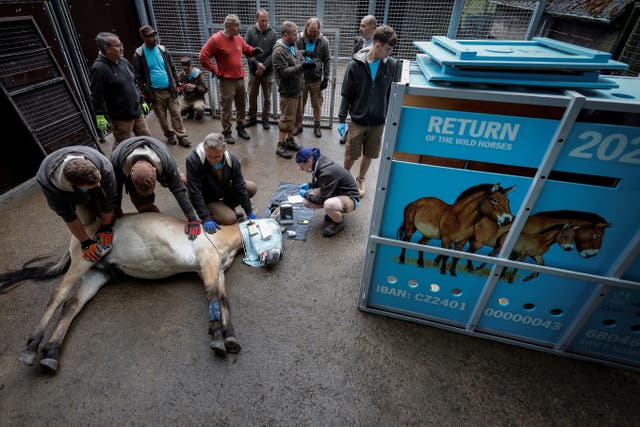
[294,147,360,237]
[245,8,277,130]
[36,146,117,262]
[293,18,331,138]
[338,26,401,198]
[199,14,263,145]
[177,57,208,120]
[272,21,315,159]
[110,136,202,240]
[90,32,151,149]
[133,25,191,147]
[354,15,377,55]
[186,132,257,230]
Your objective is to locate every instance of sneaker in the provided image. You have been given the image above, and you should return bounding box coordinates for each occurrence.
[178,137,191,147]
[167,135,178,145]
[262,121,270,129]
[285,137,301,151]
[323,220,345,237]
[276,144,292,159]
[356,177,365,198]
[314,122,322,138]
[245,118,258,127]
[195,112,203,120]
[237,127,251,140]
[339,135,347,145]
[224,134,235,145]
[292,126,303,136]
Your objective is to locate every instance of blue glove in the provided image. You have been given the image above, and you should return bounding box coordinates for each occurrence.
[299,189,307,198]
[248,212,257,220]
[337,123,347,138]
[203,220,220,234]
[299,183,310,191]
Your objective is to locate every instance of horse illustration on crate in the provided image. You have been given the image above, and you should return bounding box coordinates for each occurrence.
[397,183,515,276]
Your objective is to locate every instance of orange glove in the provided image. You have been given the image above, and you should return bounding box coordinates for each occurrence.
[80,239,106,262]
[94,224,113,247]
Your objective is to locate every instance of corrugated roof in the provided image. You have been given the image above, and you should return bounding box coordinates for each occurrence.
[491,0,637,23]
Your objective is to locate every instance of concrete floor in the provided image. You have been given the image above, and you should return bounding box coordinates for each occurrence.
[0,114,639,426]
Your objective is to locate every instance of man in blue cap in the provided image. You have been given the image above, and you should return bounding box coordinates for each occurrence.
[295,147,360,237]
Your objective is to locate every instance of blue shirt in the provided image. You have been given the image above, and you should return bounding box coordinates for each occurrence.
[368,59,381,82]
[285,44,296,57]
[143,46,169,89]
[304,41,316,61]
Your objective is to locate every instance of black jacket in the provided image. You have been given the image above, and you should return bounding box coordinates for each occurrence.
[295,33,330,83]
[338,48,401,127]
[36,146,117,222]
[304,154,360,206]
[110,136,196,221]
[186,143,253,222]
[245,25,277,75]
[272,41,306,98]
[133,44,179,103]
[90,54,144,120]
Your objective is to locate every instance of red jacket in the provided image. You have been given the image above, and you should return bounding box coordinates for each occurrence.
[199,31,255,79]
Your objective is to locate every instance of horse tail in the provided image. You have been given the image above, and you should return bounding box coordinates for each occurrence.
[397,200,418,240]
[0,251,71,294]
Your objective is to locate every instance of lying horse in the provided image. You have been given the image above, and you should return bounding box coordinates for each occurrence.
[500,223,578,283]
[397,183,514,276]
[0,212,282,374]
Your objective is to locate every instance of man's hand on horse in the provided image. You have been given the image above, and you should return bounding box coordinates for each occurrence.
[184,221,202,240]
[94,224,113,247]
[203,220,220,234]
[80,239,107,263]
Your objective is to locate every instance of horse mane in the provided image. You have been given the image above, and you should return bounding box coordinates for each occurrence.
[532,210,607,224]
[455,184,501,203]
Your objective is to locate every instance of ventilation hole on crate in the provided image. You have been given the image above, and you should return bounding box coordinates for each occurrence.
[550,308,563,316]
[408,279,419,288]
[602,319,616,327]
[429,283,440,292]
[451,288,462,296]
[386,275,397,284]
[497,297,509,306]
[523,303,535,311]
[630,325,640,333]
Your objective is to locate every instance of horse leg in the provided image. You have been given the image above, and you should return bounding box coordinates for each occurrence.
[417,236,429,268]
[18,258,92,366]
[449,241,467,277]
[39,269,109,374]
[523,256,543,282]
[217,271,240,353]
[201,261,239,356]
[398,247,407,265]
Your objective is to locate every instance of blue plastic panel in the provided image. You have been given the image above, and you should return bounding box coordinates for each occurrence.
[395,106,559,167]
[568,288,640,367]
[416,54,620,89]
[368,244,484,325]
[623,256,640,282]
[476,273,598,345]
[414,37,628,70]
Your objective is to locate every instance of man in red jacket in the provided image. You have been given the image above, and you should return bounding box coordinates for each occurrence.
[199,14,263,145]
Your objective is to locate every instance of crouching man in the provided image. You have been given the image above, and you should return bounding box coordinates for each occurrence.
[294,147,360,237]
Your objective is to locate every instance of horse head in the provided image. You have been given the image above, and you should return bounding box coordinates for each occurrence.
[260,248,283,267]
[556,224,579,251]
[482,184,515,227]
[574,222,611,258]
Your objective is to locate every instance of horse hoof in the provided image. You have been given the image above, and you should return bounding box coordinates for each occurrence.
[209,340,227,357]
[40,358,58,374]
[18,351,36,366]
[224,337,242,354]
[450,272,457,277]
[417,263,424,268]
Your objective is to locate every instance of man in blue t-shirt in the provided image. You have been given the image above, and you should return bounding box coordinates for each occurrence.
[133,25,191,147]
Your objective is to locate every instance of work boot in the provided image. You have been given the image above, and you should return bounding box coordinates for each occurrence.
[262,120,271,129]
[292,126,303,136]
[339,134,347,145]
[323,220,345,237]
[186,111,194,120]
[245,118,258,127]
[167,135,178,145]
[313,121,322,138]
[276,141,292,159]
[237,127,250,140]
[285,137,301,151]
[356,177,365,198]
[224,134,235,145]
[195,111,203,120]
[178,137,191,147]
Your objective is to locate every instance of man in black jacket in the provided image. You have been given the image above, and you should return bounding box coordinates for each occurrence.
[133,25,190,147]
[37,146,117,262]
[338,25,401,198]
[186,133,257,233]
[110,136,202,240]
[90,32,151,148]
[295,147,360,237]
[245,9,277,129]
